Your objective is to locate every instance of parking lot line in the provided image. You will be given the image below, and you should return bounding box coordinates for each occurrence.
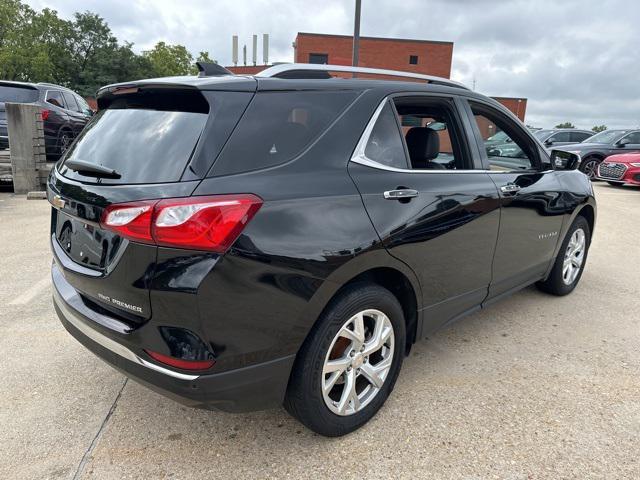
[8,276,50,305]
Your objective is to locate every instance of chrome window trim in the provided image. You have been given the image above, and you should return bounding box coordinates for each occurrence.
[350,97,556,175]
[350,98,489,174]
[45,89,73,113]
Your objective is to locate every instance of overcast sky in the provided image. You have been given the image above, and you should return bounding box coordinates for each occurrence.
[25,0,640,129]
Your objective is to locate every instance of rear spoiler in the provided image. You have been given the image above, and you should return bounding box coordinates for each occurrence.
[196,62,233,77]
[0,81,38,90]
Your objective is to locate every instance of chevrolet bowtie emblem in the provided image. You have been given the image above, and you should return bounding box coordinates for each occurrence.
[52,194,66,209]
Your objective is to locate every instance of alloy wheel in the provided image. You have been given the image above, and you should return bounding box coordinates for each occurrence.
[60,133,72,154]
[562,228,586,285]
[582,159,598,179]
[322,309,395,416]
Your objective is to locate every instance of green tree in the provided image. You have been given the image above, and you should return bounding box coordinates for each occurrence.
[68,12,154,96]
[0,1,206,96]
[591,125,607,133]
[143,41,194,77]
[191,51,216,74]
[555,122,575,129]
[0,2,74,84]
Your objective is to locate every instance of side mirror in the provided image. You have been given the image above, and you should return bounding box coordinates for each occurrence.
[544,139,553,146]
[616,137,630,147]
[550,149,580,170]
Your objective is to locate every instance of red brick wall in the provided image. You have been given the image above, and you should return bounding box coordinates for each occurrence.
[294,33,453,78]
[85,97,97,110]
[493,97,527,121]
[226,65,269,75]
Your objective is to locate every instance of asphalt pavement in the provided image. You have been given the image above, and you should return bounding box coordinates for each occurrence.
[0,183,638,479]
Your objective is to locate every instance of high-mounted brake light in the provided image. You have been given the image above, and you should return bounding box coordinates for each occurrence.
[100,194,262,253]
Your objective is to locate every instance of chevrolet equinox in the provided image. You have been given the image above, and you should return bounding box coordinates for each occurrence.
[48,63,596,437]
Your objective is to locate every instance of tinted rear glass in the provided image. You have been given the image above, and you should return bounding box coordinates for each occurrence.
[60,109,207,184]
[0,85,38,103]
[211,90,358,176]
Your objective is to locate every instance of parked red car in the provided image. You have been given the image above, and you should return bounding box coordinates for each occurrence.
[596,153,640,186]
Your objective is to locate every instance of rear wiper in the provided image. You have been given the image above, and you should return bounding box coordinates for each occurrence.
[64,159,121,179]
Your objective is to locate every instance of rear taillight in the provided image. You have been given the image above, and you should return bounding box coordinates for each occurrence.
[41,109,50,121]
[102,201,156,243]
[100,194,262,253]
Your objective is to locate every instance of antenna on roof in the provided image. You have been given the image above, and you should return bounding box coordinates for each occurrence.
[196,62,233,77]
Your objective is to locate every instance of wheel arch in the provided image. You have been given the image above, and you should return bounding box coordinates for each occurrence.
[299,252,422,357]
[581,152,604,165]
[577,203,595,236]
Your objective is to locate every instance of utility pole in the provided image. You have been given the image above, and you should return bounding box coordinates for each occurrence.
[352,0,361,67]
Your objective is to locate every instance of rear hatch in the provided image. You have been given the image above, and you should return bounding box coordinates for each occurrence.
[0,83,39,134]
[49,82,255,325]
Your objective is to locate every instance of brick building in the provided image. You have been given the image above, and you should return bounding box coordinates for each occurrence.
[293,32,453,79]
[227,32,527,120]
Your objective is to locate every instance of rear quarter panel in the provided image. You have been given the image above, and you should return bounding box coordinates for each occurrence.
[185,88,422,371]
[544,170,596,276]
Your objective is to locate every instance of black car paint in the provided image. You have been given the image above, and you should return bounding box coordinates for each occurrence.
[49,75,596,412]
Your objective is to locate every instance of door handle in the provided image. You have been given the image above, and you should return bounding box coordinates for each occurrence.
[500,183,521,194]
[384,189,419,200]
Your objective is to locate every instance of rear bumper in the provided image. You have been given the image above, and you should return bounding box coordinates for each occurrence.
[52,264,295,413]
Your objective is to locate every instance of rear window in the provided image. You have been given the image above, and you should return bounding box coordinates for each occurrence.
[60,89,209,184]
[211,90,358,176]
[0,85,38,103]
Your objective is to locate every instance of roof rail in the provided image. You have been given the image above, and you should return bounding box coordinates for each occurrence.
[37,82,64,88]
[255,63,467,89]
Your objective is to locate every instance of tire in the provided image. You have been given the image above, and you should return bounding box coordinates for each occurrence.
[284,283,406,437]
[536,216,590,296]
[579,157,600,179]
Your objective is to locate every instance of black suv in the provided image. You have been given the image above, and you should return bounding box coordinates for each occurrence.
[0,81,93,159]
[48,64,596,437]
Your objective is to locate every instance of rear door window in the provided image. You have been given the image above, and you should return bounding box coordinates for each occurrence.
[549,131,571,143]
[363,102,409,169]
[46,90,66,108]
[0,85,38,103]
[570,131,591,143]
[60,89,209,184]
[210,90,358,176]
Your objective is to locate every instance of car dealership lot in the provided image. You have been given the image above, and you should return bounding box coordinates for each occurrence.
[0,183,638,479]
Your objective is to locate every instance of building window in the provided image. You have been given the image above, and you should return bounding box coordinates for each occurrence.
[409,55,418,65]
[309,53,328,64]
